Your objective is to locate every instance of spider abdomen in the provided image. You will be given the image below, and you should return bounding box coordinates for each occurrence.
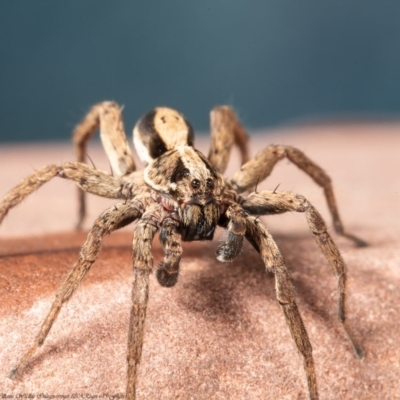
[133,107,194,164]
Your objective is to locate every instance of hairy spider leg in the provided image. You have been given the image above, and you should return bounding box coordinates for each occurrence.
[10,203,140,379]
[0,162,125,225]
[208,106,250,174]
[73,101,136,229]
[126,203,160,400]
[231,144,367,247]
[241,190,364,358]
[244,215,319,400]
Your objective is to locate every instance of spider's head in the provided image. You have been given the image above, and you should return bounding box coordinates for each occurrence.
[133,107,194,165]
[144,146,224,242]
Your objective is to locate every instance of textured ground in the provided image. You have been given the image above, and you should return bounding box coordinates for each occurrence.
[0,122,399,399]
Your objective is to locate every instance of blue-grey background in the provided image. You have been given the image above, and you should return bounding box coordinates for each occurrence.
[1,0,400,143]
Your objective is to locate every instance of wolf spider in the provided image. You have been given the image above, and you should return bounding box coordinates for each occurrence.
[0,101,366,400]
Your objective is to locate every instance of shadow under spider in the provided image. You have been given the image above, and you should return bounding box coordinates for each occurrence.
[3,231,366,342]
[10,317,126,382]
[178,233,355,336]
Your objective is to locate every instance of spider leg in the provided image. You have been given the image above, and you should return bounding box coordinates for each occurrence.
[0,162,128,225]
[126,205,160,400]
[9,202,140,379]
[245,215,318,400]
[242,190,364,358]
[208,106,250,174]
[73,101,136,229]
[157,217,183,287]
[216,203,247,262]
[231,145,367,247]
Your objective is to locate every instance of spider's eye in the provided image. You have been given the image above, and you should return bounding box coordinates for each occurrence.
[191,179,200,189]
[206,178,214,188]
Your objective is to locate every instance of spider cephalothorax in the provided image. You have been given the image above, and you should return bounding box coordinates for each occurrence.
[0,101,367,400]
[145,145,224,242]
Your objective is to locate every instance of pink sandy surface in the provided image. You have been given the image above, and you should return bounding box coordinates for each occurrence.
[0,122,399,399]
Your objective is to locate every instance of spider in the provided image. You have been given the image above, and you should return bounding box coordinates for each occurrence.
[0,101,366,400]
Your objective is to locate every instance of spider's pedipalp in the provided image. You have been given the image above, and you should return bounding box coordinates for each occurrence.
[208,105,250,174]
[231,144,367,247]
[73,101,136,229]
[0,162,125,226]
[216,203,246,262]
[10,202,140,379]
[242,190,364,358]
[245,216,319,400]
[157,218,183,287]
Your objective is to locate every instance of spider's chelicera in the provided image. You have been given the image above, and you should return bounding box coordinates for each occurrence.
[0,102,366,400]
